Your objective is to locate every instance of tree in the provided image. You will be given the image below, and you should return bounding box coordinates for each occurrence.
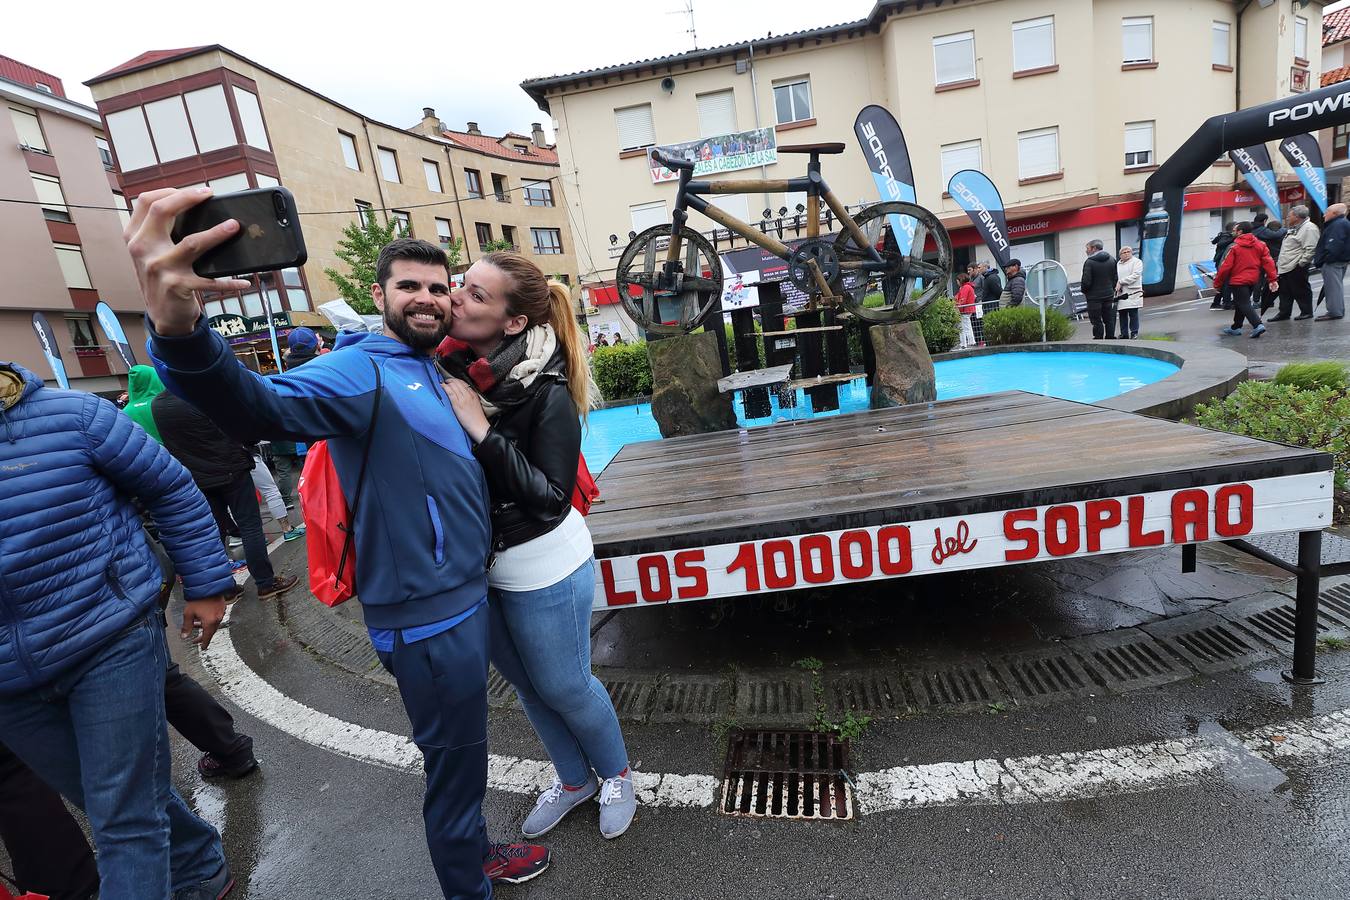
[483,238,516,253]
[323,210,464,314]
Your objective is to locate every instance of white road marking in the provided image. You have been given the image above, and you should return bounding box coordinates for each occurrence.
[206,541,1350,814]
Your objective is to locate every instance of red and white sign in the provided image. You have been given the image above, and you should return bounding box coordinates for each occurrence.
[593,474,1332,610]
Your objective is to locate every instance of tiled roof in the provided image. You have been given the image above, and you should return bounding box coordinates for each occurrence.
[0,55,66,97]
[88,47,211,83]
[442,129,558,165]
[1323,65,1350,88]
[1325,8,1350,47]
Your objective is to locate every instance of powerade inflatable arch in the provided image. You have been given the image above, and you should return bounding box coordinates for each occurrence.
[1142,80,1350,296]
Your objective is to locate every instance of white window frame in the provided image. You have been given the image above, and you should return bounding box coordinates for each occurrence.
[95,136,113,168]
[1017,127,1060,180]
[696,89,737,138]
[1012,16,1055,73]
[933,31,977,86]
[1122,16,1154,65]
[423,159,443,193]
[523,179,554,207]
[207,172,250,194]
[465,168,483,198]
[1124,121,1154,169]
[255,173,280,188]
[53,243,92,290]
[772,77,813,125]
[378,147,400,183]
[435,217,454,248]
[392,210,411,235]
[1211,21,1231,67]
[1295,16,1309,60]
[615,104,656,152]
[184,85,235,153]
[338,131,360,170]
[630,200,668,234]
[8,106,46,152]
[31,173,70,222]
[940,140,983,190]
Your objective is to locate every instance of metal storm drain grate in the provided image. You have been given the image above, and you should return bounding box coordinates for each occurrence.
[720,729,855,821]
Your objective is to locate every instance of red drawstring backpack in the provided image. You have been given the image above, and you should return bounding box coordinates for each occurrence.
[298,360,381,607]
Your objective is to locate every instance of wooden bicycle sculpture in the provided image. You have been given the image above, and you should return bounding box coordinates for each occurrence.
[616,142,954,335]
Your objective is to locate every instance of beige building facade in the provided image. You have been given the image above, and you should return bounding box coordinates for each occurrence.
[525,0,1325,333]
[0,55,145,392]
[86,46,579,337]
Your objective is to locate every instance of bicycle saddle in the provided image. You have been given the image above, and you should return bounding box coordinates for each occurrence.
[777,142,846,154]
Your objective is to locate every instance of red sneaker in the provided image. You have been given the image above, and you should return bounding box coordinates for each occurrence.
[483,842,550,885]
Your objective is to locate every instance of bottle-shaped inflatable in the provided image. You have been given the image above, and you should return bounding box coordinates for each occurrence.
[1142,193,1169,285]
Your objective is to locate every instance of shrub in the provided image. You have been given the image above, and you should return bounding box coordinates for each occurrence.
[591,341,652,401]
[1191,381,1349,491]
[981,305,1073,345]
[1274,361,1349,392]
[914,296,960,356]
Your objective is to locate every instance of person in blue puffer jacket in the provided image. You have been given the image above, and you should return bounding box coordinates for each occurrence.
[0,360,238,900]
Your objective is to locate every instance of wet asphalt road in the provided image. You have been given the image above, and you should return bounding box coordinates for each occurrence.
[150,540,1350,900]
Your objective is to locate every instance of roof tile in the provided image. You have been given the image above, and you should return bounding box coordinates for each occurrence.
[442,129,557,164]
[1326,8,1350,47]
[90,47,210,82]
[1322,64,1350,88]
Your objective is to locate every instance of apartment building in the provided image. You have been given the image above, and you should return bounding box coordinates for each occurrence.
[0,55,146,392]
[524,0,1324,328]
[85,45,579,336]
[1319,6,1350,190]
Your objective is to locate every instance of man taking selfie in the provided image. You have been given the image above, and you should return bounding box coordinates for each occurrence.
[126,187,549,898]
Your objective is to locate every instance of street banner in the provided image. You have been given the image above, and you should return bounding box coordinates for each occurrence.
[94,301,137,370]
[1277,133,1328,213]
[649,127,777,183]
[947,169,1012,268]
[853,105,917,255]
[1227,144,1283,218]
[30,312,69,389]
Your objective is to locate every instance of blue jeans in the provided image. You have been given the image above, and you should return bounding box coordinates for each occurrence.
[489,558,628,786]
[375,606,492,900]
[0,615,224,899]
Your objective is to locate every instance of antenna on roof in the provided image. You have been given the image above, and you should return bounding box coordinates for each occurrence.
[666,0,697,50]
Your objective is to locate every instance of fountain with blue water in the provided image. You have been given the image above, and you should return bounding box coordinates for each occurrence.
[582,351,1179,471]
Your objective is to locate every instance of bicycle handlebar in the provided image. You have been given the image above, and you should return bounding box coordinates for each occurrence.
[651,150,695,172]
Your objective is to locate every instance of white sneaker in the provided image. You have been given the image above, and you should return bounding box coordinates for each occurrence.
[598,772,637,839]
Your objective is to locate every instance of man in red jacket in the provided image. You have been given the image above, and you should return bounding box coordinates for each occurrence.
[1213,220,1277,338]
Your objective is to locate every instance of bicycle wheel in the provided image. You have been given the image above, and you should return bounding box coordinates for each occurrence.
[615,224,724,335]
[833,201,952,323]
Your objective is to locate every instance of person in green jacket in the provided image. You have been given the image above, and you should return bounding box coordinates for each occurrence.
[123,364,166,442]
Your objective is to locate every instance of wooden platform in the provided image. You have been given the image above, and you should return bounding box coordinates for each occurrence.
[587,392,1335,610]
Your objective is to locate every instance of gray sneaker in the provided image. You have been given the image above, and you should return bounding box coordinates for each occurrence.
[522,776,597,838]
[598,773,637,839]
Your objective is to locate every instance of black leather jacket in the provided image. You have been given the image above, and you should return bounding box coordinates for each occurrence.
[472,356,580,554]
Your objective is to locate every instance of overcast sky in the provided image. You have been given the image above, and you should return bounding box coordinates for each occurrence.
[7,0,874,140]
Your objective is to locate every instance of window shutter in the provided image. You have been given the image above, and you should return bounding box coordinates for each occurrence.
[1018,128,1059,179]
[1122,18,1152,63]
[696,90,737,138]
[1012,18,1055,71]
[424,160,442,192]
[615,105,655,151]
[1211,22,1230,66]
[8,106,46,151]
[144,96,196,161]
[1125,122,1153,155]
[933,33,976,84]
[940,141,983,188]
[630,201,668,232]
[184,86,235,153]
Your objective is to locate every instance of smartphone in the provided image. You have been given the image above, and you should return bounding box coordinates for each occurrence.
[171,186,307,278]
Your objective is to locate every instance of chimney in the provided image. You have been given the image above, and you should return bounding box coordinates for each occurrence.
[417,107,440,137]
[466,121,481,135]
[531,122,547,148]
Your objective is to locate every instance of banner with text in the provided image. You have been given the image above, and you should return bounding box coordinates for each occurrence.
[30,312,69,389]
[853,105,918,255]
[1227,144,1283,218]
[94,301,137,371]
[947,169,1012,268]
[649,127,777,183]
[1277,133,1328,213]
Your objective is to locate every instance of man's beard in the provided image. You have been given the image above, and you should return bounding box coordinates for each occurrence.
[384,305,448,351]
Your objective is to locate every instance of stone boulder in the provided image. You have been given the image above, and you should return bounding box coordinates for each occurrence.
[869,321,936,408]
[648,331,737,438]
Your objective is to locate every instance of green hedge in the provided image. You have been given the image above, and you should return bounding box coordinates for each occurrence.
[1274,361,1349,392]
[591,342,652,401]
[981,305,1073,345]
[1191,381,1348,491]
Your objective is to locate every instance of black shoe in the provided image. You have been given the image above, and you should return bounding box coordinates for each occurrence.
[1209,303,1224,310]
[1267,314,1291,321]
[1315,314,1344,321]
[1294,313,1313,320]
[198,751,259,780]
[257,573,299,600]
[173,864,234,900]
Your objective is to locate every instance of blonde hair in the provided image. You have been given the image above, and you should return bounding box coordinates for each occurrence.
[481,252,592,417]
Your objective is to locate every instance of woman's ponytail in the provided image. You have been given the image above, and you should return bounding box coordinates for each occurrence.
[546,281,593,419]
